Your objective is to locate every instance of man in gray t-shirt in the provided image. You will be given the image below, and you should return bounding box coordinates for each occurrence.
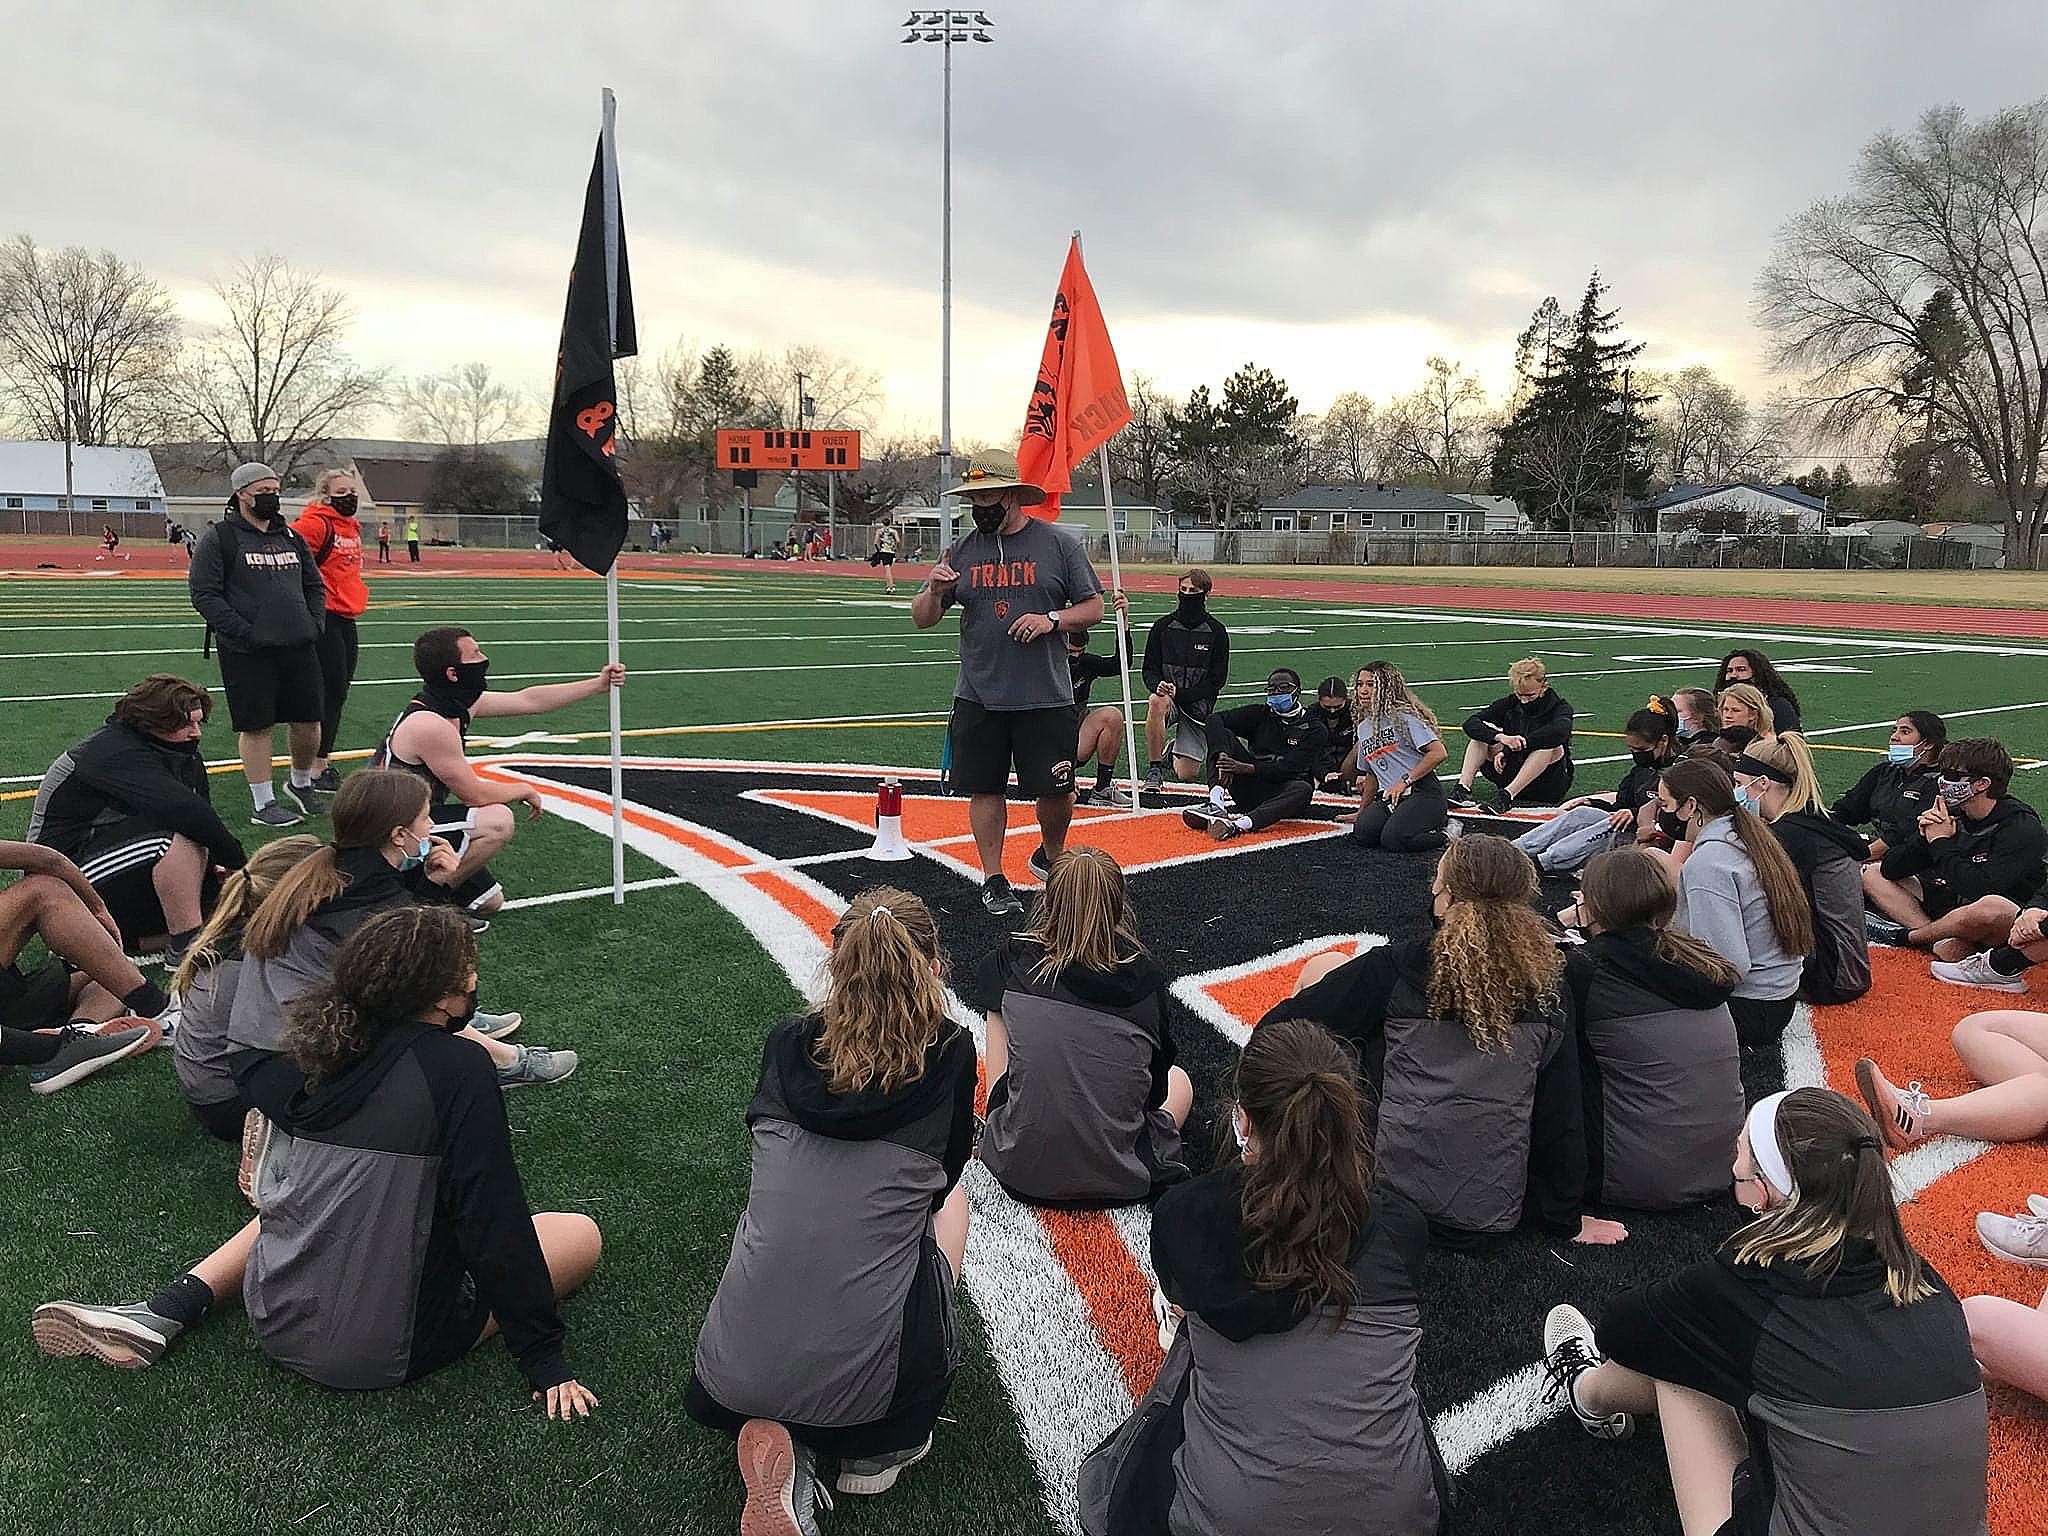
[911,469,1105,916]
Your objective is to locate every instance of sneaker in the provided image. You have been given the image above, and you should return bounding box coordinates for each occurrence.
[1100,782,1134,809]
[1073,785,1103,807]
[26,1023,154,1095]
[1854,1058,1931,1150]
[980,876,1023,917]
[1143,764,1164,794]
[1931,952,2029,993]
[277,781,326,817]
[1443,817,1465,842]
[311,767,341,793]
[2030,1194,2048,1219]
[1864,911,1911,946]
[31,1300,183,1369]
[1208,816,1243,842]
[1028,844,1052,880]
[497,1044,579,1089]
[1484,790,1516,817]
[463,912,491,935]
[838,1434,934,1496]
[249,802,304,829]
[1445,782,1476,807]
[1540,1303,1633,1440]
[738,1419,831,1536]
[1976,1209,2048,1267]
[473,1010,522,1041]
[238,1110,274,1206]
[1181,806,1219,834]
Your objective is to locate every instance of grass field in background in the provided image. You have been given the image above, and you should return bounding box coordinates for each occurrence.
[3,566,2046,1536]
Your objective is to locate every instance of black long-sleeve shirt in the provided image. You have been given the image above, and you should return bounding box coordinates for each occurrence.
[27,718,247,871]
[1213,704,1329,786]
[1140,612,1229,717]
[1879,793,2047,909]
[1830,761,1939,852]
[1462,689,1575,753]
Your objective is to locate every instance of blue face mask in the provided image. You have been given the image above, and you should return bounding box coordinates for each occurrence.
[398,833,432,872]
[1887,743,1919,766]
[1267,691,1298,714]
[1734,784,1763,815]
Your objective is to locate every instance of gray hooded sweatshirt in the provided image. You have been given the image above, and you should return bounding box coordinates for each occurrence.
[1674,817,1804,1001]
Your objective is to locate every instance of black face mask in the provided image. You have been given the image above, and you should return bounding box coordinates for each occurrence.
[249,491,282,520]
[970,503,1006,535]
[445,987,479,1032]
[330,492,359,517]
[445,659,490,709]
[1631,748,1661,769]
[1176,594,1206,623]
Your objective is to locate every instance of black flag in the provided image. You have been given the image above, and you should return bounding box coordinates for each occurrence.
[539,111,638,574]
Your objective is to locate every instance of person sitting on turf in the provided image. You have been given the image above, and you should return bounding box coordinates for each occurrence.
[974,846,1193,1206]
[1137,568,1230,794]
[1312,674,1358,791]
[1,840,168,1096]
[1270,835,1613,1247]
[1340,660,1453,854]
[687,887,975,1526]
[26,674,248,959]
[228,771,566,1201]
[1711,648,1804,735]
[1830,710,1946,863]
[1655,758,1812,1048]
[1930,899,2048,994]
[1065,626,1131,808]
[1861,736,2048,954]
[1537,1087,1987,1536]
[1671,687,1717,746]
[33,905,603,1419]
[1855,1004,2048,1168]
[1564,848,1742,1211]
[1714,683,1776,745]
[1516,696,1678,875]
[167,836,323,1141]
[370,626,626,916]
[1083,1017,1449,1536]
[1962,1200,2048,1401]
[1179,666,1328,843]
[1449,657,1575,815]
[1736,735,1872,1005]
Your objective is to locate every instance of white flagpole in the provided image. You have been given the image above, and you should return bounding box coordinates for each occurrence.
[601,88,627,904]
[1071,229,1143,816]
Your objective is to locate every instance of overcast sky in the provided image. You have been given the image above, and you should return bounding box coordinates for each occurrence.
[9,1,2043,448]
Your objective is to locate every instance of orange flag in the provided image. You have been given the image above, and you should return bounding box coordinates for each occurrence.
[1015,238,1132,521]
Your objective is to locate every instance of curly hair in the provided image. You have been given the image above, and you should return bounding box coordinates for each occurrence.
[111,674,212,736]
[815,887,948,1095]
[1354,659,1439,731]
[1427,835,1562,1051]
[282,906,476,1082]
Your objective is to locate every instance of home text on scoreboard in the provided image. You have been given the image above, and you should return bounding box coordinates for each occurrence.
[716,429,863,472]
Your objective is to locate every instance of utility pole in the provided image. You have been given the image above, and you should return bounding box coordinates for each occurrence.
[793,367,808,533]
[53,362,76,531]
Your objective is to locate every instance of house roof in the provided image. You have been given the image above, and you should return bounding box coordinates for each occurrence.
[1644,482,1830,514]
[0,442,164,499]
[1263,483,1476,513]
[1056,466,1166,512]
[1925,522,2004,543]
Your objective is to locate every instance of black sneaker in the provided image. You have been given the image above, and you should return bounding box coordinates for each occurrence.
[980,876,1023,917]
[27,1024,154,1095]
[1864,911,1911,946]
[249,802,304,829]
[32,1299,184,1368]
[1541,1304,1633,1440]
[1485,790,1516,816]
[281,781,332,817]
[1143,764,1164,794]
[1028,844,1052,879]
[311,767,341,793]
[1445,783,1477,807]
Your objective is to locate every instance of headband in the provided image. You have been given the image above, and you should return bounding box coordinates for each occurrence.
[1732,753,1797,786]
[1744,1091,1796,1199]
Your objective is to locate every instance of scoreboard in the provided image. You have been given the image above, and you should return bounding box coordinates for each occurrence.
[716,428,862,473]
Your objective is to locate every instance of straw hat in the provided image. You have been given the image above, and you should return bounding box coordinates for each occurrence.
[942,464,1046,507]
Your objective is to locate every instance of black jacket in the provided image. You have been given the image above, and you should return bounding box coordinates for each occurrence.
[1069,647,1121,709]
[1600,746,1671,813]
[189,509,326,653]
[1831,761,1939,851]
[1880,793,2048,910]
[1313,705,1357,779]
[1212,704,1328,787]
[1140,612,1229,718]
[27,717,246,870]
[1463,689,1575,762]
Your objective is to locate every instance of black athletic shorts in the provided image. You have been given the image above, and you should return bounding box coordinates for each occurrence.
[948,699,1080,798]
[0,958,72,1029]
[428,810,502,909]
[77,816,178,945]
[216,644,323,733]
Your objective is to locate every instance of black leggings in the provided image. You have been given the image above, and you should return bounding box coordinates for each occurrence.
[1200,719,1315,831]
[188,1094,245,1142]
[1729,994,1797,1048]
[314,614,360,759]
[1354,775,1450,852]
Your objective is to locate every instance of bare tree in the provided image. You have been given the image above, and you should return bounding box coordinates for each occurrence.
[770,345,883,429]
[1304,391,1391,483]
[1107,371,1177,503]
[832,433,938,523]
[401,361,531,446]
[1758,99,2048,561]
[170,253,386,484]
[1513,410,1611,531]
[0,235,181,445]
[1648,365,1788,483]
[1386,356,1493,489]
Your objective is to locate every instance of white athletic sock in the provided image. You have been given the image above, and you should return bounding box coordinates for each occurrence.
[289,768,314,789]
[250,782,275,810]
[1208,784,1228,807]
[1231,815,1253,832]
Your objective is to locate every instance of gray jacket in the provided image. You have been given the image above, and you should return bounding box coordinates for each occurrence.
[172,950,244,1109]
[1675,817,1805,1001]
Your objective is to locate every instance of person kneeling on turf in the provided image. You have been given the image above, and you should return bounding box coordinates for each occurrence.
[1536,1087,1986,1536]
[1449,656,1575,815]
[371,626,626,916]
[1066,627,1132,808]
[974,847,1193,1206]
[687,888,975,1527]
[33,905,602,1419]
[1080,1018,1448,1536]
[1180,667,1327,842]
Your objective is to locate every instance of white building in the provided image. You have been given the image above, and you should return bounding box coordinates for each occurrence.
[0,441,166,517]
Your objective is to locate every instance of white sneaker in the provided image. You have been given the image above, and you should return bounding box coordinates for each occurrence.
[1977,1210,2048,1267]
[1540,1304,1633,1440]
[1930,952,2028,993]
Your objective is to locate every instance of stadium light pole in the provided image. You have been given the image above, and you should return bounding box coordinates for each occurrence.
[902,9,993,545]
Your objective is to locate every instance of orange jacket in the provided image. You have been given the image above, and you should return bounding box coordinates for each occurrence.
[293,502,369,617]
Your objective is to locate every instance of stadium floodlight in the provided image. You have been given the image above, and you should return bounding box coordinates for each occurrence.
[900,9,995,539]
